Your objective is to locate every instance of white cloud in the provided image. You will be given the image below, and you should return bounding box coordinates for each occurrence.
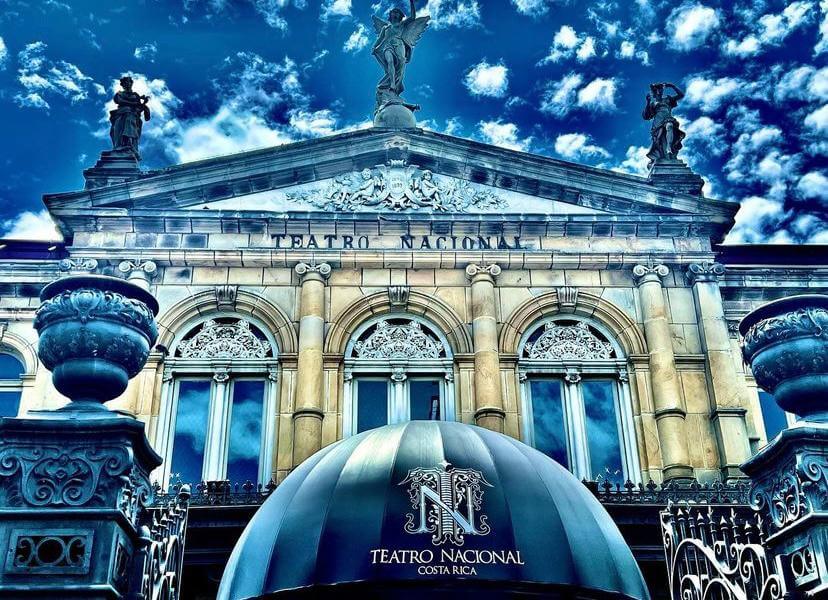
[805,103,828,133]
[14,41,105,110]
[1,210,62,241]
[540,25,597,63]
[554,133,609,160]
[344,24,369,52]
[540,73,617,116]
[797,171,828,201]
[0,37,7,70]
[511,0,551,16]
[723,1,814,56]
[478,120,531,152]
[321,0,351,20]
[817,0,828,54]
[464,60,509,98]
[422,0,482,29]
[577,77,617,110]
[134,42,158,62]
[726,196,787,243]
[250,0,307,31]
[667,3,720,51]
[723,35,761,56]
[616,39,649,64]
[683,76,742,112]
[614,145,650,176]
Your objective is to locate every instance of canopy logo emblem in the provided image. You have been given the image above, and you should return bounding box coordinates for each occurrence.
[400,461,492,546]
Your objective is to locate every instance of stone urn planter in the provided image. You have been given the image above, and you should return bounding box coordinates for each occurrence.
[739,294,828,421]
[34,275,159,411]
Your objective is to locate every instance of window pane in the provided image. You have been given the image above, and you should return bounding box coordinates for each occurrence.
[170,380,212,485]
[759,391,787,442]
[582,380,624,483]
[0,391,21,417]
[530,379,568,469]
[410,379,441,421]
[357,379,388,433]
[227,380,265,483]
[0,354,24,380]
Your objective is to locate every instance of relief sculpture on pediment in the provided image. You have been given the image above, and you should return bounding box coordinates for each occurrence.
[286,160,506,213]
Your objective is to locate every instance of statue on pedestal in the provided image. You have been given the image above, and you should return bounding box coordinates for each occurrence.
[109,76,151,160]
[371,1,430,127]
[642,82,685,167]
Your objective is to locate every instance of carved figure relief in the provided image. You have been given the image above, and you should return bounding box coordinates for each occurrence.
[287,161,505,213]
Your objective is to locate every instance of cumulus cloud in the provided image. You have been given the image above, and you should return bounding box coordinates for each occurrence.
[14,41,105,110]
[554,133,609,160]
[477,120,531,152]
[723,1,814,56]
[250,0,307,30]
[321,0,351,21]
[617,39,650,64]
[540,73,618,117]
[421,0,482,29]
[540,25,597,64]
[1,210,62,241]
[511,0,551,16]
[464,60,509,97]
[775,65,828,102]
[0,37,7,70]
[797,171,828,201]
[683,76,744,112]
[726,196,787,243]
[805,103,828,133]
[666,3,720,51]
[817,0,828,54]
[614,145,650,176]
[344,24,369,52]
[134,42,158,62]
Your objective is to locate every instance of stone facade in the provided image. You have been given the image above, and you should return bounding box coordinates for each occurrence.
[1,128,825,489]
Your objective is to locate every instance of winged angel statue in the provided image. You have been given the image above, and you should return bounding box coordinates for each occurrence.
[372,1,430,115]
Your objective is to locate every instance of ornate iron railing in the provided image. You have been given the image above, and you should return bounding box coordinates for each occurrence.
[586,478,752,505]
[153,480,277,507]
[661,503,784,600]
[131,486,191,600]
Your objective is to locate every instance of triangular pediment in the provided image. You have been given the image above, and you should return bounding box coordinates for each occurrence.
[44,128,738,236]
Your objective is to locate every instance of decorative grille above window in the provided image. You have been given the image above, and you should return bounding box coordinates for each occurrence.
[524,321,614,361]
[353,320,446,360]
[177,319,272,359]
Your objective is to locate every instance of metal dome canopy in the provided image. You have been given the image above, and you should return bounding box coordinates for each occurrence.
[218,421,650,600]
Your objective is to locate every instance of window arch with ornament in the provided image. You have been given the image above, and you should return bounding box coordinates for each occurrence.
[156,315,279,488]
[343,315,456,437]
[518,316,641,484]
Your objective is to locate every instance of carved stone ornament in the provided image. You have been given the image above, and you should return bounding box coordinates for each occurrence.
[177,319,272,359]
[524,321,615,361]
[388,285,410,307]
[465,264,502,279]
[632,263,670,285]
[8,529,93,574]
[295,262,332,278]
[687,261,725,284]
[353,320,446,360]
[287,161,505,213]
[215,285,239,310]
[58,258,99,273]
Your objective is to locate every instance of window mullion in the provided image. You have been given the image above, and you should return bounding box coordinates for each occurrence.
[390,366,407,424]
[203,367,231,482]
[564,369,590,480]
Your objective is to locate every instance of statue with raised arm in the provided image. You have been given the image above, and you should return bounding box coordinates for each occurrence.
[642,82,685,167]
[371,1,430,126]
[109,76,151,160]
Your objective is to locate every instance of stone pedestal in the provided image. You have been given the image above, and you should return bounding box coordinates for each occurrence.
[466,264,505,432]
[83,151,143,190]
[292,263,331,467]
[0,411,161,598]
[373,104,416,129]
[647,159,704,196]
[632,264,692,480]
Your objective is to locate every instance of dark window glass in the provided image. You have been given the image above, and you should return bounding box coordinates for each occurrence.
[227,380,265,483]
[0,354,24,380]
[530,379,568,469]
[0,391,20,417]
[170,380,211,485]
[357,379,389,433]
[582,379,624,483]
[759,391,787,442]
[410,379,441,421]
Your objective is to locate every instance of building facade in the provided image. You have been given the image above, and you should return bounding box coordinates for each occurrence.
[0,127,824,597]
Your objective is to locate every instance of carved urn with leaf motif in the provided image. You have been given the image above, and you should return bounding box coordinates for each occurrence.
[34,275,159,411]
[740,294,828,421]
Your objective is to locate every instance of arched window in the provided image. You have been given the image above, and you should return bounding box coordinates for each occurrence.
[156,316,279,488]
[343,316,455,436]
[518,317,640,484]
[0,351,25,418]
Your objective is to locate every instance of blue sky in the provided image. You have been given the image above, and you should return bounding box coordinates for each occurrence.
[0,0,825,243]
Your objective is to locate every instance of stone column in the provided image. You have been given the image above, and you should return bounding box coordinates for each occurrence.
[466,264,505,432]
[687,261,751,478]
[632,264,693,480]
[118,260,158,291]
[292,262,331,468]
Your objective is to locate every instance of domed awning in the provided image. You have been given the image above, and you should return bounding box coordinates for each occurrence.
[219,421,650,600]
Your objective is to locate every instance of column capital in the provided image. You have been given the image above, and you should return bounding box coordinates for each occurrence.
[632,263,669,286]
[295,262,331,282]
[118,259,158,290]
[465,263,502,281]
[686,261,725,285]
